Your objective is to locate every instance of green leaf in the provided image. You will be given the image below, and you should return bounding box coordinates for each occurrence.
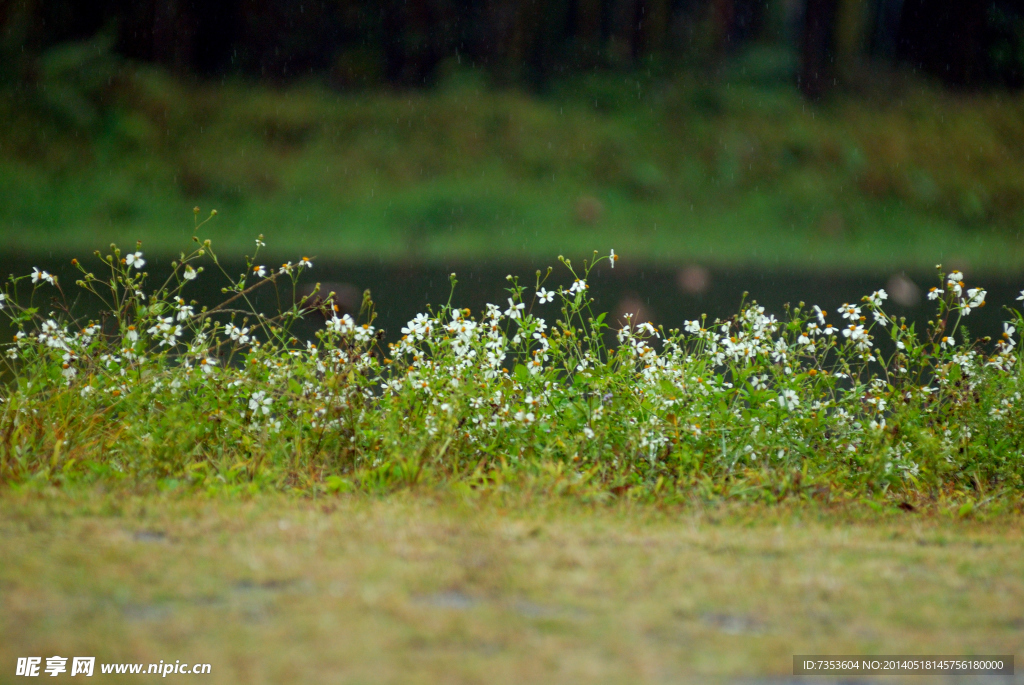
[514,364,530,383]
[325,475,354,493]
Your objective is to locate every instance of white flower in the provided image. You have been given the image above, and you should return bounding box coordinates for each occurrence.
[515,410,535,425]
[928,287,943,301]
[401,313,432,340]
[0,293,5,309]
[609,249,618,268]
[174,298,194,321]
[842,324,866,341]
[31,268,56,286]
[256,238,266,247]
[279,262,293,274]
[253,265,266,278]
[1018,289,1024,302]
[326,314,355,335]
[125,325,139,342]
[839,303,861,321]
[583,427,595,439]
[224,323,251,344]
[812,305,827,325]
[199,357,218,374]
[778,389,799,411]
[962,288,986,315]
[183,266,197,281]
[125,251,145,270]
[300,257,314,269]
[249,391,272,415]
[867,289,888,306]
[536,287,554,304]
[569,279,588,294]
[946,271,963,296]
[353,323,376,343]
[504,298,525,320]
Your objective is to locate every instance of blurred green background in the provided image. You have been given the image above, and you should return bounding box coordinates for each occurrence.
[3,0,1024,272]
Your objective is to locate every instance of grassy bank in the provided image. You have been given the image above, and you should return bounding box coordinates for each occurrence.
[2,489,1022,683]
[2,231,1024,504]
[4,47,1024,271]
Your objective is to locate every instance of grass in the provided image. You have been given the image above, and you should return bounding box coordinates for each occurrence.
[2,488,1023,683]
[4,46,1024,271]
[2,229,1024,504]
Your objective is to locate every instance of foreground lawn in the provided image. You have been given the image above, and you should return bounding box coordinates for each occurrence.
[2,490,1022,683]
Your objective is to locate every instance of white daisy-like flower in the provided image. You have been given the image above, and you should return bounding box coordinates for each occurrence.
[504,298,525,320]
[300,257,313,269]
[778,388,799,411]
[962,287,986,315]
[928,287,944,301]
[249,391,272,415]
[125,251,145,270]
[183,266,197,281]
[609,249,618,268]
[253,265,266,278]
[867,289,888,306]
[839,303,861,321]
[536,288,554,304]
[842,324,867,341]
[31,268,56,286]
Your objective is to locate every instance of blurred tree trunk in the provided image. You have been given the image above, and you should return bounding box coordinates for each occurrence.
[382,0,438,85]
[870,0,904,57]
[800,0,838,97]
[0,0,36,80]
[712,0,735,53]
[835,0,871,78]
[637,0,670,59]
[573,0,603,66]
[608,0,638,64]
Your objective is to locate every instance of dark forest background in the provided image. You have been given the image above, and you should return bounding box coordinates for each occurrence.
[5,1,1024,273]
[4,0,1024,93]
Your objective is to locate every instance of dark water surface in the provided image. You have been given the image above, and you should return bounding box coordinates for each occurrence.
[2,255,1023,345]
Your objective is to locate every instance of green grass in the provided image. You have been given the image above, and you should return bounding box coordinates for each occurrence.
[4,47,1024,271]
[2,231,1024,504]
[2,489,1022,683]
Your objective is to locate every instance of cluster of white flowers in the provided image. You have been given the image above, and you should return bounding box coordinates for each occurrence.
[2,249,1023,487]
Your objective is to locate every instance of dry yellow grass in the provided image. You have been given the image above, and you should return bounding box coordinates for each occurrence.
[2,490,1022,683]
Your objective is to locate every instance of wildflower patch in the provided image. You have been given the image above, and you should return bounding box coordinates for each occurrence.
[1,220,1023,497]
